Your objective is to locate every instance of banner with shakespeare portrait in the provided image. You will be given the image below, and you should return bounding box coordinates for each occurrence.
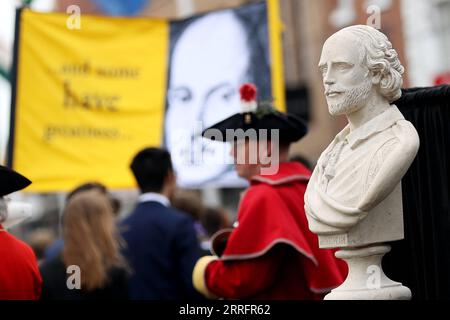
[163,0,285,188]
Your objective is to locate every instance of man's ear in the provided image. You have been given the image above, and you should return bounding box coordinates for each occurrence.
[166,170,176,185]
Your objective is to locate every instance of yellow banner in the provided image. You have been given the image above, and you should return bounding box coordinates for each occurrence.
[11,9,169,192]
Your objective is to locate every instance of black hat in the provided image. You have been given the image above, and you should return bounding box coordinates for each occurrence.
[0,165,31,196]
[202,83,307,143]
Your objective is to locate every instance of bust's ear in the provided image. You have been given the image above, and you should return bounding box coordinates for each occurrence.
[371,70,382,85]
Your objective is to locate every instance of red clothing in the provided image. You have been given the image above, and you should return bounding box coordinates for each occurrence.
[205,162,347,299]
[0,225,42,300]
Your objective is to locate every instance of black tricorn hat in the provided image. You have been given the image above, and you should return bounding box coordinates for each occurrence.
[202,83,307,143]
[0,165,31,197]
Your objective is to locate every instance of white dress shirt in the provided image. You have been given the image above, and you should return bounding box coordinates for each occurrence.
[138,192,170,207]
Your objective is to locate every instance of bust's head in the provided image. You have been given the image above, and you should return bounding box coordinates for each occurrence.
[318,25,404,116]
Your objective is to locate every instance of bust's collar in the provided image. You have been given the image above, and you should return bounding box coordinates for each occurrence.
[336,105,405,149]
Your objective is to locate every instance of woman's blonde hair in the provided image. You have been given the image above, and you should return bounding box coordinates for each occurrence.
[62,189,127,291]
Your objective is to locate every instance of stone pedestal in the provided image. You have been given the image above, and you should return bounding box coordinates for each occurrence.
[324,244,411,300]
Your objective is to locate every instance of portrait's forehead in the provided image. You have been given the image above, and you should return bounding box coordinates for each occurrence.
[170,11,250,88]
[319,32,362,66]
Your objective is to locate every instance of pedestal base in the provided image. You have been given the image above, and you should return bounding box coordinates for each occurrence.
[324,244,411,300]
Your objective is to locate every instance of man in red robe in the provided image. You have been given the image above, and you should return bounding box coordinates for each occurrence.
[193,84,347,299]
[0,165,42,300]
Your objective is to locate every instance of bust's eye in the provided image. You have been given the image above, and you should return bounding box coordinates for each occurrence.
[335,62,353,70]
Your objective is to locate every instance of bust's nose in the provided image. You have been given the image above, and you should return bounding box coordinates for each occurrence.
[323,69,336,86]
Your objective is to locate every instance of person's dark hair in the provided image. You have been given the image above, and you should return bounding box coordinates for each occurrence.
[130,147,173,193]
[66,182,107,202]
[66,182,121,216]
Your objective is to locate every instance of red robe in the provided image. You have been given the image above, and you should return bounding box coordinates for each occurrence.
[0,225,42,300]
[205,162,347,299]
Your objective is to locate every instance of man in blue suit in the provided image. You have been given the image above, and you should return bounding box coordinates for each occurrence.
[121,147,202,299]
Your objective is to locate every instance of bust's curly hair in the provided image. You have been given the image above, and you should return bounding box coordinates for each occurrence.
[339,25,404,102]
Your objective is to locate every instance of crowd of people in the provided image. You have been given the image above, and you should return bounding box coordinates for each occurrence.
[0,83,347,300]
[0,148,233,300]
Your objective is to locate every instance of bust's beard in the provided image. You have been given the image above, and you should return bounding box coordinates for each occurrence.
[327,80,372,116]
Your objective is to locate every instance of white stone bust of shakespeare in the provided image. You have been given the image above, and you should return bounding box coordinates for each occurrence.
[304,25,420,248]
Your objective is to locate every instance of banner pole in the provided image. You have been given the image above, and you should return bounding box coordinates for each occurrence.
[6,8,23,167]
[267,0,286,112]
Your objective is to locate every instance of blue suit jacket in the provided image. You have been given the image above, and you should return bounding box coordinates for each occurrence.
[120,201,202,299]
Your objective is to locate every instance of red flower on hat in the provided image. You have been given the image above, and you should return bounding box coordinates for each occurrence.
[239,83,257,102]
